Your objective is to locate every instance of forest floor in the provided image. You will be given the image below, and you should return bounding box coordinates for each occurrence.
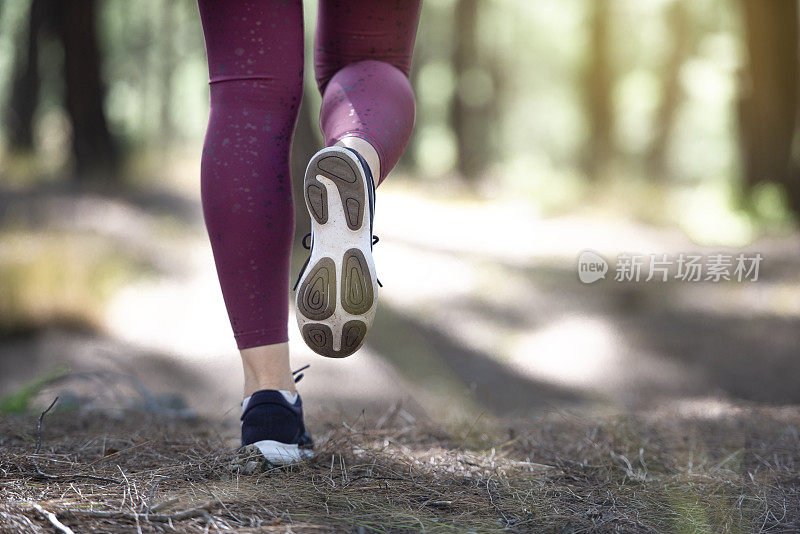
[1,401,800,532]
[1,167,800,532]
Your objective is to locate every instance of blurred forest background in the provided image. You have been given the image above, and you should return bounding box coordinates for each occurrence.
[3,0,800,234]
[1,0,800,419]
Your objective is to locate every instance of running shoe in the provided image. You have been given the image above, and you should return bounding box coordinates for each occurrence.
[240,391,314,465]
[294,146,380,358]
[239,366,314,465]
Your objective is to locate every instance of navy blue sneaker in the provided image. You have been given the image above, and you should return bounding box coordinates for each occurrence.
[240,369,314,465]
[293,146,381,358]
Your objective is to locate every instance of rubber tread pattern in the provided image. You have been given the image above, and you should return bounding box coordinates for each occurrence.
[304,153,365,231]
[305,184,327,224]
[301,321,367,358]
[341,248,374,315]
[297,257,336,321]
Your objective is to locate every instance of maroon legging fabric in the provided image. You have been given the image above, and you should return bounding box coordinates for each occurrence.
[198,0,420,349]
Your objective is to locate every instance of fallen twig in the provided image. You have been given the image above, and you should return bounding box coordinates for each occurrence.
[31,503,76,534]
[32,397,59,473]
[30,397,120,485]
[56,500,221,523]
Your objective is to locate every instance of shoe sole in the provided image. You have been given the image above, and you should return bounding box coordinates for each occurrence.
[296,146,378,358]
[232,443,313,472]
[249,440,314,465]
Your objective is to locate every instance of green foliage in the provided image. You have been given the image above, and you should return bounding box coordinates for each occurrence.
[0,365,69,415]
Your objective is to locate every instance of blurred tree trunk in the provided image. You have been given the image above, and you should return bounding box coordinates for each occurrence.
[137,2,155,144]
[406,42,425,178]
[291,83,322,243]
[56,0,119,181]
[739,0,799,214]
[647,0,691,180]
[5,0,44,152]
[450,0,492,182]
[159,0,176,143]
[583,0,614,181]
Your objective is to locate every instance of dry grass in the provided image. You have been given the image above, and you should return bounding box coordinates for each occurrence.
[1,401,799,533]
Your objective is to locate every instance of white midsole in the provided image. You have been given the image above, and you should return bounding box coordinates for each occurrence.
[250,440,314,464]
[296,146,378,352]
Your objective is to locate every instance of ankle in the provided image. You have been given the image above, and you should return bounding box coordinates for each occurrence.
[242,376,296,398]
[240,342,296,398]
[335,136,381,180]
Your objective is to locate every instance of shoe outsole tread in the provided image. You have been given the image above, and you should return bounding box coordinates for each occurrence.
[296,147,377,358]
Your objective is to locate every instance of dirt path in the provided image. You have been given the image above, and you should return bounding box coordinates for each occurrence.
[2,180,799,424]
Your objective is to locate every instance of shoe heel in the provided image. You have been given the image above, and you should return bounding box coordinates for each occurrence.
[304,149,367,231]
[301,320,368,358]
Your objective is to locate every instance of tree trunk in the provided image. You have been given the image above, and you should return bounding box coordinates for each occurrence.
[405,37,424,179]
[583,0,614,181]
[450,0,492,182]
[290,83,322,244]
[647,0,692,180]
[739,0,798,210]
[56,0,119,181]
[159,0,176,144]
[5,0,44,152]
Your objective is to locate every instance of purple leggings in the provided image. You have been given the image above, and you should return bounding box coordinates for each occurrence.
[198,0,420,349]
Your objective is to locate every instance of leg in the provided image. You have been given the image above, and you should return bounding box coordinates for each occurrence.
[314,0,421,184]
[240,343,294,396]
[293,1,420,358]
[197,0,304,396]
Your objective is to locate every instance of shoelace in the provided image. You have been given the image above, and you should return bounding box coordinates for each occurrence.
[292,363,309,384]
[292,232,383,291]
